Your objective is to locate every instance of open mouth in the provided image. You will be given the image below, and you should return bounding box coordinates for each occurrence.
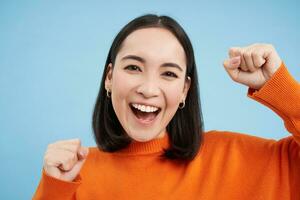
[129,104,161,123]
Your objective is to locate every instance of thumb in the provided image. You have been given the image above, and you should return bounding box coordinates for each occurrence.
[223,56,241,70]
[223,56,243,83]
[78,146,89,160]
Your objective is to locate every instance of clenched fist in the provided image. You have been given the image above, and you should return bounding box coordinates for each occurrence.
[223,43,282,90]
[43,139,89,182]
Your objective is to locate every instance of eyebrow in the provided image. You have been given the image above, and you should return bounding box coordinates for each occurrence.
[121,55,183,72]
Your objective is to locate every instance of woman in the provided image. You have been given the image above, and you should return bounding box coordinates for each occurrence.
[33,14,300,199]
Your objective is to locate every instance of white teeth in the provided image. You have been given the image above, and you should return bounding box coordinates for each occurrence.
[146,107,151,112]
[132,103,159,113]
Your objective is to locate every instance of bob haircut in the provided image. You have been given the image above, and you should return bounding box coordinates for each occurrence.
[92,14,204,161]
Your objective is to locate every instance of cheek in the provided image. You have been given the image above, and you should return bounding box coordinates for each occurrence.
[160,84,184,127]
[112,72,131,99]
[110,71,136,114]
[162,83,183,111]
[168,91,181,105]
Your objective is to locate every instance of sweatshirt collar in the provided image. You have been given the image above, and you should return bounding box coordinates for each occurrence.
[114,133,170,155]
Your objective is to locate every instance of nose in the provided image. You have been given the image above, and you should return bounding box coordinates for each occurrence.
[136,76,160,98]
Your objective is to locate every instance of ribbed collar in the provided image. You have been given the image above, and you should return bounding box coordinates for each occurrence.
[115,133,171,155]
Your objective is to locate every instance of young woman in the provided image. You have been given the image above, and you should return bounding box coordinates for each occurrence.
[33,14,300,199]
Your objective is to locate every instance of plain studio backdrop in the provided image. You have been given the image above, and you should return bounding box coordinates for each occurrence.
[0,0,299,199]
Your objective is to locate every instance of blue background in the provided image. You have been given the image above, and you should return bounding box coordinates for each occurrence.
[0,0,299,199]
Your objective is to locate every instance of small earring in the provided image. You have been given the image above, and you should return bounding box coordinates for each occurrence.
[179,100,185,109]
[106,89,111,98]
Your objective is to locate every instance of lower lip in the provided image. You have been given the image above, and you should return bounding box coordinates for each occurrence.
[129,106,160,126]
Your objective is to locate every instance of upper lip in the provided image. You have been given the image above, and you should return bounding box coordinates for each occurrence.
[130,102,161,109]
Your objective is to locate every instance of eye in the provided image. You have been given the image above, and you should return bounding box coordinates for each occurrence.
[163,71,178,78]
[124,65,141,72]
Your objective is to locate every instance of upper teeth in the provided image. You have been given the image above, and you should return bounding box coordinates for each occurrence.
[132,104,159,113]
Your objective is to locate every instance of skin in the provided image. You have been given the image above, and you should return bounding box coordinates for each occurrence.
[223,43,282,90]
[105,28,191,142]
[43,29,282,182]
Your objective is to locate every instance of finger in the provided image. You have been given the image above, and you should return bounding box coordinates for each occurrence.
[252,50,266,68]
[59,148,89,171]
[50,139,81,153]
[231,48,248,72]
[234,70,262,89]
[57,151,79,171]
[228,47,241,58]
[78,146,89,160]
[54,143,81,154]
[223,56,241,69]
[223,57,241,80]
[52,138,81,146]
[243,50,256,72]
[45,148,77,167]
[239,54,248,72]
[224,60,256,86]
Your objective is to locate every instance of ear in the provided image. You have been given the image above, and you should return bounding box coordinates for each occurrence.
[105,63,113,91]
[182,76,191,101]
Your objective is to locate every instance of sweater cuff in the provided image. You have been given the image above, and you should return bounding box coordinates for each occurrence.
[247,62,300,119]
[247,62,300,141]
[33,169,81,199]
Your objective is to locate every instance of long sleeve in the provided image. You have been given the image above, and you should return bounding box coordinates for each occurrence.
[247,62,300,144]
[247,62,300,199]
[32,169,81,200]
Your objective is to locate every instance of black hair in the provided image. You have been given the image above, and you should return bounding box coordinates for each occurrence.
[92,14,204,161]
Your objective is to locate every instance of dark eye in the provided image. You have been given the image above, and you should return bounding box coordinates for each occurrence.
[163,71,178,78]
[124,65,141,71]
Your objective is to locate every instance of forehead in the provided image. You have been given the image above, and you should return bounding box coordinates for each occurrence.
[116,27,186,65]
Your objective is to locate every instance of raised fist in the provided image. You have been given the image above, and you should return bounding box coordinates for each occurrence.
[43,138,89,182]
[223,43,282,90]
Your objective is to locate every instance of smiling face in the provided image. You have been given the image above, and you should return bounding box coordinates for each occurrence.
[105,27,191,142]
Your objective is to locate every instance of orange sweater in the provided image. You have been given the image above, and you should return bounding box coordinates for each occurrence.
[33,63,300,200]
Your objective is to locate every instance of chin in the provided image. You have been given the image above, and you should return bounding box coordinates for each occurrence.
[127,132,158,142]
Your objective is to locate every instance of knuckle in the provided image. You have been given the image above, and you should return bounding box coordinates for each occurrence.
[47,143,53,149]
[266,43,274,49]
[243,51,251,59]
[73,138,80,143]
[43,155,53,166]
[229,47,240,56]
[252,51,259,57]
[75,139,81,145]
[69,146,78,153]
[229,47,235,53]
[70,138,81,146]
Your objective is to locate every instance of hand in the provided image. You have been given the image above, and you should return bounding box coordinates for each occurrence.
[43,138,89,182]
[223,43,282,90]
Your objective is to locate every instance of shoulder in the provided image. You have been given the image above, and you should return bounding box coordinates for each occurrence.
[201,130,286,154]
[203,129,277,143]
